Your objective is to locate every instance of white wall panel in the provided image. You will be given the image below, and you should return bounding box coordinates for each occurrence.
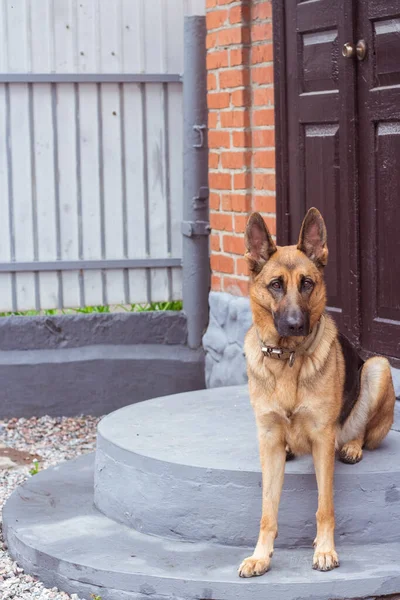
[0,0,193,309]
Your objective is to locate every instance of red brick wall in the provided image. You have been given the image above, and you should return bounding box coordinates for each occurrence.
[206,0,275,296]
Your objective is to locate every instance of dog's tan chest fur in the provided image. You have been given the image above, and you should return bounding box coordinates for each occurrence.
[246,319,343,456]
[251,383,334,455]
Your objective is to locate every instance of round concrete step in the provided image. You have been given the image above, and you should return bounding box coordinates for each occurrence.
[95,385,400,548]
[4,453,400,600]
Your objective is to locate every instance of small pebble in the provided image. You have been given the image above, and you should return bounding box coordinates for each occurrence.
[0,414,101,600]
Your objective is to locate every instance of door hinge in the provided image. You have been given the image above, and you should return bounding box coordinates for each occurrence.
[181,220,210,237]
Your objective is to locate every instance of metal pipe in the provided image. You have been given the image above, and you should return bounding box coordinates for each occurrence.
[182,16,210,349]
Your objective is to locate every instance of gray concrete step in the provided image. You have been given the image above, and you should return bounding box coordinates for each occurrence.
[95,386,400,548]
[0,342,205,418]
[4,453,400,600]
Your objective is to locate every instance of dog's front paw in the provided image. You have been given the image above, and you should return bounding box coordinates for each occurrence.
[312,549,339,572]
[238,556,270,578]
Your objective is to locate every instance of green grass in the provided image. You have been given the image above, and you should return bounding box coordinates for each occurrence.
[121,301,183,312]
[29,460,40,476]
[0,301,183,317]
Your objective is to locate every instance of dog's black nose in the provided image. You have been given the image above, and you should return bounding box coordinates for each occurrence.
[287,314,305,335]
[275,309,310,337]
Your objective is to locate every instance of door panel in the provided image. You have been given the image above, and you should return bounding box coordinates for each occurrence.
[275,0,400,359]
[374,19,400,87]
[358,1,400,358]
[283,0,359,342]
[304,125,341,310]
[376,125,400,322]
[302,30,339,93]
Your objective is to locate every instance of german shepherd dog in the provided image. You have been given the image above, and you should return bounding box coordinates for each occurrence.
[238,208,396,577]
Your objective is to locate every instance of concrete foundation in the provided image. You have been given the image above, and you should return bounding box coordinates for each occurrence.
[0,311,205,417]
[95,386,400,548]
[4,386,400,600]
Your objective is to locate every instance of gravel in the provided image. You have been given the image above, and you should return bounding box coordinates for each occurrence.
[0,414,101,600]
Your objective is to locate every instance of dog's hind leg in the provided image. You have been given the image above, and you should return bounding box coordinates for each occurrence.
[338,436,364,464]
[338,357,395,463]
[363,357,395,449]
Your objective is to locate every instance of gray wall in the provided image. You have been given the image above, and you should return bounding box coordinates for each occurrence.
[203,291,400,400]
[0,311,204,418]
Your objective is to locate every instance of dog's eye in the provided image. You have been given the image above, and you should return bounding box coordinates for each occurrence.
[303,279,314,290]
[270,280,282,290]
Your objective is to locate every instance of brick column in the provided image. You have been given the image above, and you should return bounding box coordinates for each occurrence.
[206,0,275,296]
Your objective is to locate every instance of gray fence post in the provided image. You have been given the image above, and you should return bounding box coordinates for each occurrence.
[182,16,210,350]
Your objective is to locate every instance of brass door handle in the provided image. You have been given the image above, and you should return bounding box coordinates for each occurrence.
[342,42,356,58]
[342,39,367,61]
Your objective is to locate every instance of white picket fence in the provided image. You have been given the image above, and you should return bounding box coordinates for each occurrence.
[0,0,204,311]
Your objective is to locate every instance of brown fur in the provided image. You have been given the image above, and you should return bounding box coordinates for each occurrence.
[238,209,396,578]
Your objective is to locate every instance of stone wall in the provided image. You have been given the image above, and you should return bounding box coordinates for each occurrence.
[203,291,251,387]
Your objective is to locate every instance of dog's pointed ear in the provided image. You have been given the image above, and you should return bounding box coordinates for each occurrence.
[297,207,328,268]
[245,213,277,275]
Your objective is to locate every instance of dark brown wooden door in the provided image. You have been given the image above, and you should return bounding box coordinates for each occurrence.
[274,0,400,360]
[357,1,400,359]
[275,0,360,345]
